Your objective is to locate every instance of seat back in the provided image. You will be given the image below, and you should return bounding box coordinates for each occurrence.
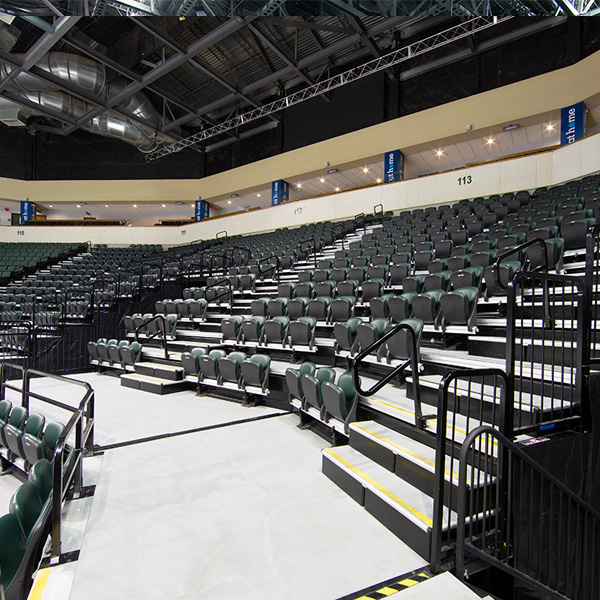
[10,482,43,541]
[0,513,26,590]
[285,362,316,401]
[29,458,52,504]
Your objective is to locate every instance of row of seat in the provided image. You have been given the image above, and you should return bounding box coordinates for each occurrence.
[181,348,271,394]
[0,458,53,600]
[285,365,359,434]
[0,400,63,469]
[123,314,178,338]
[87,339,142,368]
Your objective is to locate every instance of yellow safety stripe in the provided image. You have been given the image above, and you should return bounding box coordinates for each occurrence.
[325,449,433,528]
[353,423,455,480]
[29,567,52,600]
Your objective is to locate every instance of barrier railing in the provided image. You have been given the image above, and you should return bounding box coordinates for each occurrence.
[134,314,170,360]
[0,363,95,557]
[456,425,600,600]
[204,278,234,315]
[506,271,586,437]
[351,322,423,429]
[299,238,317,269]
[258,255,280,282]
[428,368,508,571]
[584,223,600,366]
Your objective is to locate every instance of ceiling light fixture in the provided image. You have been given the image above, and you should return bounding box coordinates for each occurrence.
[362,167,369,173]
[48,205,52,208]
[104,204,108,208]
[133,204,138,208]
[319,178,325,183]
[257,194,261,197]
[296,183,302,189]
[486,137,495,145]
[546,123,555,131]
[376,178,382,184]
[335,187,340,192]
[436,149,444,157]
[228,200,232,205]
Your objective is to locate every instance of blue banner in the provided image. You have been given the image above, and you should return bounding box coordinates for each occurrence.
[195,200,210,222]
[384,150,404,183]
[20,200,36,224]
[560,101,587,146]
[271,180,289,206]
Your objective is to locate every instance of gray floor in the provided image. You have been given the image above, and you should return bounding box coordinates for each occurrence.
[28,373,427,600]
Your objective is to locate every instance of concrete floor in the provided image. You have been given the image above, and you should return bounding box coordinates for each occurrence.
[17,372,429,600]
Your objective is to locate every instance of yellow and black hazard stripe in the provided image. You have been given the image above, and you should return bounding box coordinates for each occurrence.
[338,568,432,600]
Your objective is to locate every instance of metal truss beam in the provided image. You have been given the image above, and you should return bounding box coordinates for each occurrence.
[162,15,408,132]
[63,17,249,134]
[147,15,511,162]
[0,16,80,94]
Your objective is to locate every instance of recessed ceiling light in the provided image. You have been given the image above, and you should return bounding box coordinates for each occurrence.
[256,194,261,197]
[133,204,137,208]
[335,187,340,192]
[435,149,444,157]
[376,178,382,184]
[76,204,81,208]
[546,123,555,131]
[48,205,52,208]
[161,204,166,208]
[228,200,232,205]
[486,137,495,145]
[104,205,108,208]
[362,167,369,174]
[319,178,325,183]
[296,183,302,189]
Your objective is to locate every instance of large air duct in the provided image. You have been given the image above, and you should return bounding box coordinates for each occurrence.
[0,49,179,151]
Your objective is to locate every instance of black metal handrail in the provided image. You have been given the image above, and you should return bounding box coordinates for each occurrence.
[258,254,280,282]
[428,367,508,572]
[351,322,423,430]
[506,270,586,437]
[489,237,550,292]
[456,424,600,600]
[230,246,252,268]
[373,203,384,225]
[299,237,317,268]
[134,314,170,360]
[584,223,600,366]
[354,212,366,233]
[209,253,231,275]
[331,222,345,249]
[216,230,228,239]
[0,363,94,557]
[204,277,234,315]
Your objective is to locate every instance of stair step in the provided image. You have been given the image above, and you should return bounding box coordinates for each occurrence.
[322,445,456,560]
[134,362,184,381]
[349,421,493,511]
[120,373,189,395]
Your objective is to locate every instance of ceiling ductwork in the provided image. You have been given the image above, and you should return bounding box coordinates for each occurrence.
[0,48,179,151]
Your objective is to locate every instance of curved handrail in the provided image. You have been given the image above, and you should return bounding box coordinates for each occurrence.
[354,212,366,233]
[209,253,231,275]
[299,237,317,268]
[204,277,234,315]
[331,222,345,249]
[216,230,228,239]
[258,254,280,282]
[351,322,423,429]
[135,314,169,360]
[489,237,550,291]
[230,246,252,267]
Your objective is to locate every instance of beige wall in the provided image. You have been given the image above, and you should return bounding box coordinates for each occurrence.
[1,49,600,207]
[1,131,598,246]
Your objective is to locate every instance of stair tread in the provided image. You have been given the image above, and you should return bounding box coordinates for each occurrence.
[350,421,491,487]
[323,445,456,532]
[121,373,184,385]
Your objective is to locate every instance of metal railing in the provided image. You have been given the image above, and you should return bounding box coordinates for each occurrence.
[331,223,345,249]
[216,230,228,239]
[456,425,600,600]
[0,363,95,557]
[204,278,234,315]
[351,322,423,430]
[258,254,280,282]
[429,368,508,571]
[134,314,170,360]
[354,212,366,233]
[506,271,586,437]
[230,246,252,268]
[299,238,317,268]
[584,223,600,366]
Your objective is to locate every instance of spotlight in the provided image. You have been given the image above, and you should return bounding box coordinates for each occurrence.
[362,167,369,174]
[335,187,340,192]
[376,178,382,184]
[319,178,325,183]
[133,204,138,208]
[228,200,232,205]
[546,123,555,131]
[296,183,302,189]
[486,137,495,145]
[435,149,444,157]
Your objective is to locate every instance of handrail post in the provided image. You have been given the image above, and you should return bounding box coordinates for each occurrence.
[430,374,450,572]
